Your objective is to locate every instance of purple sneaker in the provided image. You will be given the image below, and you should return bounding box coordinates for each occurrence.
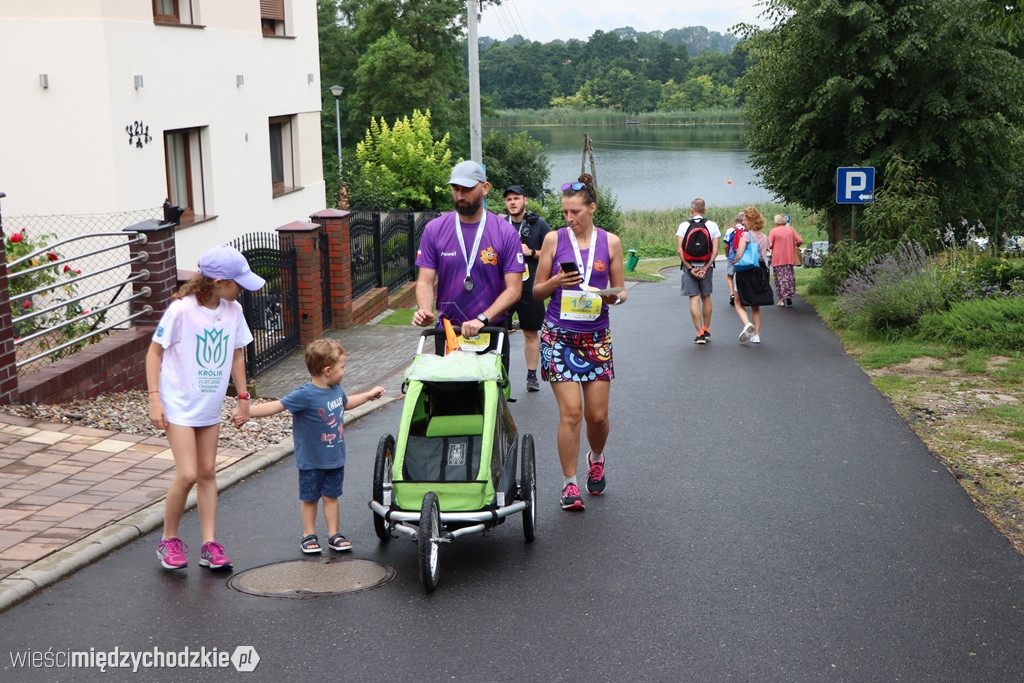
[560,483,585,511]
[156,537,189,570]
[199,541,232,570]
[586,452,606,495]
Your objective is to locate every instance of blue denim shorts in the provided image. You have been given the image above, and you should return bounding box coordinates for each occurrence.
[298,466,344,502]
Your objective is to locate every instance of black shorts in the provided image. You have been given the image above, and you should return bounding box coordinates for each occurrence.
[511,291,545,331]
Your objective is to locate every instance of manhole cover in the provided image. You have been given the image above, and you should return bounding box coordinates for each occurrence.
[228,558,396,598]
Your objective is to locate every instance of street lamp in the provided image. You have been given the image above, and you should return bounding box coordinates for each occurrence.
[329,85,344,181]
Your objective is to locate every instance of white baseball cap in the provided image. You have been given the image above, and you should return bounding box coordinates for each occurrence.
[198,245,266,291]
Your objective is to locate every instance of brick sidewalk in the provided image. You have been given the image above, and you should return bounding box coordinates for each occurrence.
[0,415,247,581]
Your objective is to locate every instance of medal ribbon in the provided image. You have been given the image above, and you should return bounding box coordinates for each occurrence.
[567,227,597,290]
[455,215,486,286]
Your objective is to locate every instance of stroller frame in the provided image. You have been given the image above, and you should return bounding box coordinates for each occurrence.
[369,327,537,591]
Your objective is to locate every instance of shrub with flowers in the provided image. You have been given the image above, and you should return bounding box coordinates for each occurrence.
[5,228,99,360]
[833,240,947,333]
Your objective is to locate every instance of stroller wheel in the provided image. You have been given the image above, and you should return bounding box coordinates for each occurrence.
[520,434,537,543]
[418,492,441,592]
[373,434,395,542]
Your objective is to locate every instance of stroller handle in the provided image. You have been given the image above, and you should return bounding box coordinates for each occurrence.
[415,325,507,356]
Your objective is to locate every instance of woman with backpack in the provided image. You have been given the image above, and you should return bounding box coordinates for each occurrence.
[730,206,774,343]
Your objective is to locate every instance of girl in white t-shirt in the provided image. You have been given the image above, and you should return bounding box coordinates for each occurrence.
[146,245,265,571]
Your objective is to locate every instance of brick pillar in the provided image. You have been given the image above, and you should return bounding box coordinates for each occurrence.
[311,209,352,329]
[0,192,19,404]
[277,221,324,345]
[124,218,178,328]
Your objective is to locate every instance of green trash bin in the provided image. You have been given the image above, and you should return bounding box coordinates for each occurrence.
[625,249,639,272]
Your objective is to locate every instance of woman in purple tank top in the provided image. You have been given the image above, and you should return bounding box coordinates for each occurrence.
[532,174,627,512]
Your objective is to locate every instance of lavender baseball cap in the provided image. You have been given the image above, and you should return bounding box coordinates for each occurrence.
[198,245,266,291]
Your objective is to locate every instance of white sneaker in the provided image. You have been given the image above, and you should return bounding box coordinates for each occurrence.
[751,334,760,343]
[738,323,755,342]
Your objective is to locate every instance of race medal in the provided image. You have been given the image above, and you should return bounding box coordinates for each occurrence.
[464,276,474,292]
[559,291,600,321]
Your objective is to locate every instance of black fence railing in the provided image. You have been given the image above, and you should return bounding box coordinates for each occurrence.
[232,232,300,379]
[349,208,439,299]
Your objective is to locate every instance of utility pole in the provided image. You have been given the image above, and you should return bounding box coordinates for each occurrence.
[580,133,598,188]
[467,0,482,164]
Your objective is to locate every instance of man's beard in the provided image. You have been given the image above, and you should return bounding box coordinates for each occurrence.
[454,196,482,217]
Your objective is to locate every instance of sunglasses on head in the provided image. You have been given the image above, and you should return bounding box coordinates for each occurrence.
[561,182,586,191]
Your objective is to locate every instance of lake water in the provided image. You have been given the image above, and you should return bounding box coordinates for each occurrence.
[494,125,779,211]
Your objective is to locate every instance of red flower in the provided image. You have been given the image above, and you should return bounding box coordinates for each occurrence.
[22,300,32,309]
[47,252,58,261]
[10,232,23,243]
[75,269,82,275]
[63,265,72,272]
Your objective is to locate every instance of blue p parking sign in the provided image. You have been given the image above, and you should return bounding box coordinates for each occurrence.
[836,167,875,204]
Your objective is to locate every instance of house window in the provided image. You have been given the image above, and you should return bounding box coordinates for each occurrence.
[261,0,286,36]
[269,116,296,196]
[164,127,209,224]
[153,0,196,25]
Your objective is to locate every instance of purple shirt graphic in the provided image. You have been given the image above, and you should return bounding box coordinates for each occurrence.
[415,210,524,325]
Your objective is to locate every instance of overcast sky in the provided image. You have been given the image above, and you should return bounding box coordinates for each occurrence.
[476,0,769,45]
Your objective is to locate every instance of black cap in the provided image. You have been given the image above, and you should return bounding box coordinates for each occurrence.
[504,185,527,197]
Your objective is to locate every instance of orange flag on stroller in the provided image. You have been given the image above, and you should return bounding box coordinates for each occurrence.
[442,318,460,355]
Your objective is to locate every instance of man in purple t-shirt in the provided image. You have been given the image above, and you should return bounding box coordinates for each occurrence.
[413,160,524,341]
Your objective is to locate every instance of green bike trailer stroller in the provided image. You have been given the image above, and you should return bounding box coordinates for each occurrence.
[369,327,537,591]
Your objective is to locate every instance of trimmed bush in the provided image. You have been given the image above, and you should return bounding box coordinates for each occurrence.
[917,297,1024,350]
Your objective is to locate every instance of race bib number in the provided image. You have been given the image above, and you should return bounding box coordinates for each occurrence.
[559,292,600,321]
[458,332,491,352]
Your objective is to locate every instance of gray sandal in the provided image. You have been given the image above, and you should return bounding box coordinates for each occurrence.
[300,534,321,554]
[327,533,352,552]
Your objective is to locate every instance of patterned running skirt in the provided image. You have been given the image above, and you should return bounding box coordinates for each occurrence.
[539,321,614,383]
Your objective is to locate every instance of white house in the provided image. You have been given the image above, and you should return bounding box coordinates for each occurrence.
[0,0,326,269]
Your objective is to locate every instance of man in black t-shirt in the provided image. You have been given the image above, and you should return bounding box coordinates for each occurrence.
[503,185,551,392]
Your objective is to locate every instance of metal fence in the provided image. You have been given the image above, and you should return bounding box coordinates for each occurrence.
[349,208,438,299]
[4,208,161,375]
[231,232,300,378]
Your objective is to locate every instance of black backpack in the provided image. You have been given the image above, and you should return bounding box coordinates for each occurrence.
[681,217,712,261]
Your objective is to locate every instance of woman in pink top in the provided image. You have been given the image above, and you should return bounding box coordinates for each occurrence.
[767,214,803,306]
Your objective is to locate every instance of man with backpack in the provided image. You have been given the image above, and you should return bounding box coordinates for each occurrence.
[676,198,721,344]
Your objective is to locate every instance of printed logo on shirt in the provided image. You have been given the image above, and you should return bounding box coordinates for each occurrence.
[156,326,165,338]
[194,328,230,394]
[317,407,343,446]
[594,259,607,272]
[479,246,498,266]
[195,328,230,368]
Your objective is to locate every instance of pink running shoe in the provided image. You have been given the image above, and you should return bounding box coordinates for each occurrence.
[199,541,232,570]
[560,483,585,511]
[586,452,606,495]
[156,537,189,570]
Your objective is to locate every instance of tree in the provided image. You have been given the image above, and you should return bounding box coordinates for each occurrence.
[481,130,550,198]
[338,0,467,143]
[740,0,1024,243]
[348,110,453,210]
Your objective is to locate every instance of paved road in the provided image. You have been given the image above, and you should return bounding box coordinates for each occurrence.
[3,275,1024,681]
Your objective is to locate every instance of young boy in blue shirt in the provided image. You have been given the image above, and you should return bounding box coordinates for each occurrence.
[235,339,384,554]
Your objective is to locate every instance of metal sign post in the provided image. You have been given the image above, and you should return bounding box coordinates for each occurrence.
[836,167,875,241]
